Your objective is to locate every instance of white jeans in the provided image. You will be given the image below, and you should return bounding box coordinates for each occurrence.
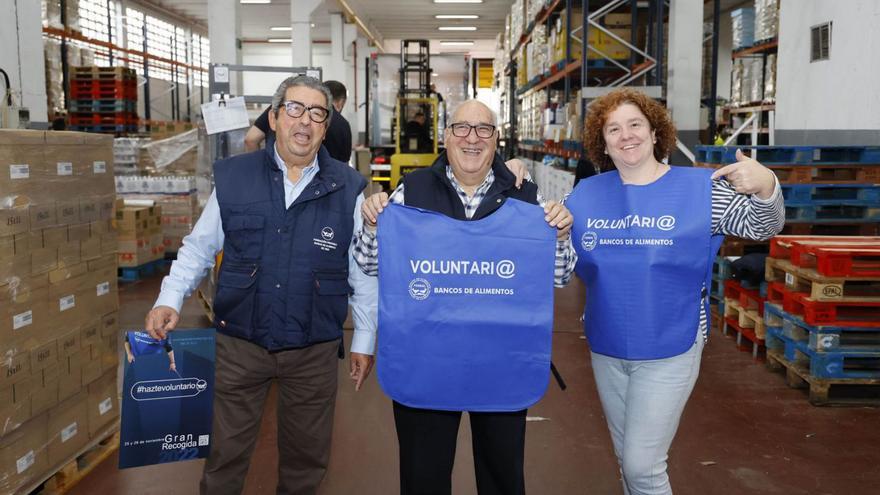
[590,336,704,495]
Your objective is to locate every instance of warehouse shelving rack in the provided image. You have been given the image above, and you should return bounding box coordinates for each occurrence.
[501,0,666,162]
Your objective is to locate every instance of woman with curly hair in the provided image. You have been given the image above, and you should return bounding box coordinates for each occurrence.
[566,88,784,494]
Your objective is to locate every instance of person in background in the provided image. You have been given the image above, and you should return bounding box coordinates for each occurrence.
[123,330,176,373]
[566,88,784,495]
[403,110,432,153]
[145,76,376,495]
[245,80,352,163]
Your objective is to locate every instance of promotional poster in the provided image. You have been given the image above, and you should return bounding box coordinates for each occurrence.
[119,328,216,469]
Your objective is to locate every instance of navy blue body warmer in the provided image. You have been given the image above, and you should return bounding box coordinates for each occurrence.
[212,146,366,351]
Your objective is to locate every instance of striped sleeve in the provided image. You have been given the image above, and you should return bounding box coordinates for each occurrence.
[351,184,405,276]
[711,176,785,239]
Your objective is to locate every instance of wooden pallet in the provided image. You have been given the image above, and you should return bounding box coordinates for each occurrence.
[26,424,119,495]
[779,223,880,237]
[793,245,880,278]
[722,312,766,359]
[766,326,880,379]
[765,257,880,302]
[766,349,880,406]
[770,235,880,260]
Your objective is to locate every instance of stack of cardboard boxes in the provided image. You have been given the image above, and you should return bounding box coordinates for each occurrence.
[115,176,200,255]
[0,130,120,493]
[116,203,164,268]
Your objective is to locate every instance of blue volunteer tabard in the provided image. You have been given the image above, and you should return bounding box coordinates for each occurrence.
[568,166,724,360]
[377,200,556,412]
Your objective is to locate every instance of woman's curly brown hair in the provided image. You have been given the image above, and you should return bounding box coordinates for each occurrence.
[583,88,677,171]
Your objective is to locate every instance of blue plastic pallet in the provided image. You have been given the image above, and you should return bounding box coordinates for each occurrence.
[781,184,880,203]
[694,145,880,166]
[69,99,137,113]
[764,303,880,353]
[70,124,138,134]
[118,259,164,282]
[784,203,880,222]
[765,320,880,379]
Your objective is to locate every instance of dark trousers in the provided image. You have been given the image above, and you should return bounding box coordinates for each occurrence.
[200,334,339,495]
[392,401,527,495]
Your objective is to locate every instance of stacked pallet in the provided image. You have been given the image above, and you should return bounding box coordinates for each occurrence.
[762,235,880,405]
[722,278,769,359]
[116,176,200,256]
[0,130,120,493]
[68,66,138,135]
[116,203,164,275]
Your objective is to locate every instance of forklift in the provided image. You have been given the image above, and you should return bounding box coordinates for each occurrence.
[386,40,441,187]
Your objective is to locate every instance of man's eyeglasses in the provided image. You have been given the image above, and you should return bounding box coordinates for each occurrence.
[280,100,330,123]
[448,122,496,139]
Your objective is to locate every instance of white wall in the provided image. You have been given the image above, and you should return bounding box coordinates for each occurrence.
[776,0,880,135]
[0,0,48,125]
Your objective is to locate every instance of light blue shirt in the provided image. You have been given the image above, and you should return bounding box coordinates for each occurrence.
[154,145,378,355]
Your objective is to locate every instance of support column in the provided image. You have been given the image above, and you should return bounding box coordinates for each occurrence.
[208,0,241,94]
[0,0,48,125]
[291,0,321,68]
[341,22,358,139]
[666,0,703,159]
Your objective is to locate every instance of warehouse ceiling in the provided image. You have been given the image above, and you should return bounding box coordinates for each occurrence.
[137,0,509,43]
[138,0,755,45]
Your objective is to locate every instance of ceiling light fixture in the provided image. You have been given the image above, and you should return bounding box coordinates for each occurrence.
[435,14,479,19]
[267,38,292,43]
[440,40,474,46]
[433,0,482,3]
[241,0,271,4]
[270,26,291,31]
[438,26,477,31]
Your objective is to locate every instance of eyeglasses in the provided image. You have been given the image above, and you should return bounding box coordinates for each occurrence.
[448,122,496,139]
[280,100,330,123]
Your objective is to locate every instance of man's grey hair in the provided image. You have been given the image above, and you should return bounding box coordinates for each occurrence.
[450,99,498,126]
[270,75,333,124]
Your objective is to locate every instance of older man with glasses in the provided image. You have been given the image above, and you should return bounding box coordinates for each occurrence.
[352,99,576,495]
[144,75,377,495]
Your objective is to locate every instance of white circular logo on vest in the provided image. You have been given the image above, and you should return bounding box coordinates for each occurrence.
[321,227,335,241]
[581,231,598,251]
[408,278,431,300]
[196,379,207,392]
[657,216,676,231]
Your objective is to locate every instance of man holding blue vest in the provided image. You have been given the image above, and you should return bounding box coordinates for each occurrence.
[144,76,377,495]
[354,100,576,495]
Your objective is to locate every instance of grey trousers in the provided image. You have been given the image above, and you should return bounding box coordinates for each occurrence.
[200,334,340,495]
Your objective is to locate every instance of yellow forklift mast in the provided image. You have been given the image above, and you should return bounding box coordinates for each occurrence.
[380,40,441,188]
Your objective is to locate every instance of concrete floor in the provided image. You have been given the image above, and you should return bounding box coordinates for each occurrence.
[67,268,880,495]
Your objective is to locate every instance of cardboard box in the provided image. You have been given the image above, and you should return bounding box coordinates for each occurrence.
[81,358,102,386]
[59,353,84,401]
[0,389,31,436]
[0,202,30,238]
[0,130,46,200]
[30,339,58,372]
[29,203,57,231]
[58,240,82,267]
[67,223,90,243]
[42,362,60,386]
[30,246,58,275]
[58,330,80,357]
[79,321,101,348]
[42,226,67,250]
[47,392,89,466]
[1,281,49,356]
[0,413,49,493]
[31,379,59,416]
[78,199,100,223]
[1,351,31,389]
[13,373,34,404]
[56,201,80,226]
[80,236,102,260]
[100,312,118,338]
[86,369,118,437]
